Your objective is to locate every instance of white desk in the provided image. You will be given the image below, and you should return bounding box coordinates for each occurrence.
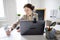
[0,27,46,40]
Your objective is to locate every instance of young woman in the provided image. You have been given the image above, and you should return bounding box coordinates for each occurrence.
[6,3,38,36]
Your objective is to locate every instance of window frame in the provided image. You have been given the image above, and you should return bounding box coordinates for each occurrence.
[0,0,5,19]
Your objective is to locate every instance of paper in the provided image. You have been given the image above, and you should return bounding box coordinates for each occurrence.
[53,25,60,31]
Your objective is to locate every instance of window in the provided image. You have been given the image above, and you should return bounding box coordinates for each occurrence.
[16,0,28,15]
[0,0,5,18]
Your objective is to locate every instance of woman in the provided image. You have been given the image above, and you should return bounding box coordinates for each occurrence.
[6,3,38,36]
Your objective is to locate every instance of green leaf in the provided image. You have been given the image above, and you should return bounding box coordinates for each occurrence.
[17,14,21,16]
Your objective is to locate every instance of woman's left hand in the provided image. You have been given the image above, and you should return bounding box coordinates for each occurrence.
[17,29,20,32]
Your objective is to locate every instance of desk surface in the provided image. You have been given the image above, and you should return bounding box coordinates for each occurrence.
[0,27,46,40]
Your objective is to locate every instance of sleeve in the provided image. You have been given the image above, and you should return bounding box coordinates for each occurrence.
[12,19,20,29]
[20,15,26,20]
[11,15,26,31]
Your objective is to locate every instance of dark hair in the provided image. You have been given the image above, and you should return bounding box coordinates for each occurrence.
[24,3,35,11]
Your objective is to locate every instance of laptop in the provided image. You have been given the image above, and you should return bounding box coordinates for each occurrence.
[20,20,45,35]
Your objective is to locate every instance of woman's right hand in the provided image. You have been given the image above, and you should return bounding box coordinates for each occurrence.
[6,30,11,36]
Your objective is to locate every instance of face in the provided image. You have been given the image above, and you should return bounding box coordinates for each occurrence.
[24,7,32,15]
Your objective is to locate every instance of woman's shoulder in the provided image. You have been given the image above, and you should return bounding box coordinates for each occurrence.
[33,13,38,16]
[20,15,27,20]
[21,15,26,17]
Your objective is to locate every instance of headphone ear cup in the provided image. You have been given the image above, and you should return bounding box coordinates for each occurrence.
[32,18,37,23]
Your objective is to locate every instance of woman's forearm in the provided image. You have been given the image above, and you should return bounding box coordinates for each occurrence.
[10,23,17,31]
[11,20,20,31]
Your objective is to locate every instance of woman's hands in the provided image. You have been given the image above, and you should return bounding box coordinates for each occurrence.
[17,27,20,32]
[5,22,20,36]
[5,26,13,36]
[6,28,20,36]
[17,29,20,32]
[6,30,11,36]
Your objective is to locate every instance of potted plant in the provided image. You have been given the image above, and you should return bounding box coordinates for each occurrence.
[17,14,21,19]
[45,22,58,40]
[17,14,21,17]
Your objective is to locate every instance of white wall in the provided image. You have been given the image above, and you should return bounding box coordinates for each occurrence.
[56,0,60,22]
[3,0,17,25]
[30,0,45,8]
[0,0,60,27]
[30,0,60,22]
[2,0,45,26]
[45,0,59,21]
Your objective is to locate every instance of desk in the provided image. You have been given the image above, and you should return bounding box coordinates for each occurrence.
[0,27,46,40]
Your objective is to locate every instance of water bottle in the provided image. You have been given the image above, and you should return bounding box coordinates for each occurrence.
[4,24,9,31]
